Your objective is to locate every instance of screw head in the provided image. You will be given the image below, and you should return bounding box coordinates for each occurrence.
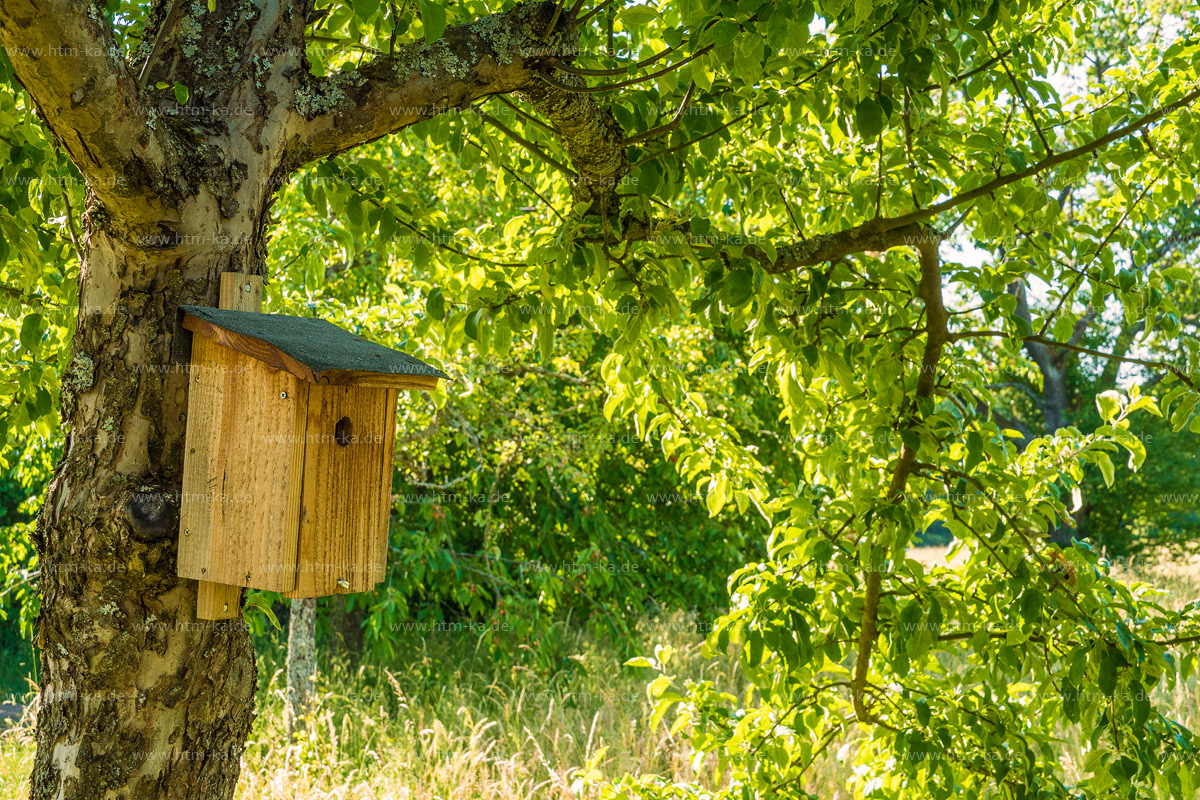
[243,283,251,292]
[280,391,288,399]
[223,603,229,612]
[336,578,350,589]
[184,529,190,536]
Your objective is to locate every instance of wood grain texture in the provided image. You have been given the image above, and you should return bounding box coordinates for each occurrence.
[190,274,265,619]
[219,273,264,312]
[197,580,242,620]
[178,335,309,593]
[284,385,397,598]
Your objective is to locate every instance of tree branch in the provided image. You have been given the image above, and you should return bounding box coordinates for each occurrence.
[853,231,948,724]
[0,0,171,212]
[290,2,565,165]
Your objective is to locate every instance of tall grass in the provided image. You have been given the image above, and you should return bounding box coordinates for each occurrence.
[0,610,742,800]
[1,553,1197,799]
[236,612,742,799]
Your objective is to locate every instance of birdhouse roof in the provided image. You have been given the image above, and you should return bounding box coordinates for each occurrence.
[181,306,448,390]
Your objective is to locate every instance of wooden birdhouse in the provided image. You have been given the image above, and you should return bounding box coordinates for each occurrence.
[177,287,446,620]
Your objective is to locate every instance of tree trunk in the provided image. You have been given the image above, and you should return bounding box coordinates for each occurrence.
[32,215,266,798]
[284,598,317,739]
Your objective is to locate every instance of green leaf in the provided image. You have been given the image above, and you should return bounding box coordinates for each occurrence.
[855,97,884,141]
[418,0,447,42]
[245,594,281,630]
[976,0,1000,30]
[747,630,764,667]
[465,308,484,340]
[965,431,983,473]
[733,33,763,83]
[426,288,445,320]
[537,318,554,363]
[1095,451,1115,488]
[711,19,740,47]
[1095,390,1121,423]
[173,82,189,105]
[19,313,43,352]
[617,5,658,26]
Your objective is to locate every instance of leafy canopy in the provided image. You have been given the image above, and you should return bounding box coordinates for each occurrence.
[1,0,1200,796]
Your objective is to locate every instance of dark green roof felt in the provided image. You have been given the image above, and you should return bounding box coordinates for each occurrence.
[181,306,448,379]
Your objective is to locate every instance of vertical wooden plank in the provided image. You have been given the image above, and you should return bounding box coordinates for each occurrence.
[184,272,276,619]
[197,579,241,619]
[373,389,399,586]
[178,344,306,592]
[285,385,393,598]
[180,335,240,620]
[219,273,263,312]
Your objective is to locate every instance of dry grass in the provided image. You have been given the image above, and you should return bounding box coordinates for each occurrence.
[235,613,741,800]
[1,553,1197,799]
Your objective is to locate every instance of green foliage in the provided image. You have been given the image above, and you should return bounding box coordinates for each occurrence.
[2,0,1200,797]
[259,201,771,666]
[261,0,1200,796]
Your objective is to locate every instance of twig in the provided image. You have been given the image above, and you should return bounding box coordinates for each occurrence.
[464,136,566,221]
[540,0,566,40]
[631,102,768,168]
[493,95,558,136]
[988,32,1052,155]
[543,46,713,93]
[137,0,182,84]
[476,111,576,177]
[623,82,696,145]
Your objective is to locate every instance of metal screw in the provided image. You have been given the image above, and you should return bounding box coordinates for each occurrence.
[195,375,201,382]
[280,391,288,399]
[184,529,190,536]
[243,283,251,293]
[223,603,229,612]
[336,578,350,589]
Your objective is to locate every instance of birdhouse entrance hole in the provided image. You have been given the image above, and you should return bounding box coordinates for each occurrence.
[334,416,353,447]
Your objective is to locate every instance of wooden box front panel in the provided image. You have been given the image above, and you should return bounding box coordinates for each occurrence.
[177,335,308,592]
[285,385,398,598]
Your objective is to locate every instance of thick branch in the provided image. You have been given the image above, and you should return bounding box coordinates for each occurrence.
[883,86,1200,231]
[289,2,631,209]
[0,0,169,212]
[290,2,564,164]
[518,70,630,207]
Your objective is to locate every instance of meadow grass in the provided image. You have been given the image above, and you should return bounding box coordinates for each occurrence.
[1,551,1197,799]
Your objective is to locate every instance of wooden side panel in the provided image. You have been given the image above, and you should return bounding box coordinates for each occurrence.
[178,336,306,592]
[285,385,395,598]
[189,273,265,619]
[373,389,399,585]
